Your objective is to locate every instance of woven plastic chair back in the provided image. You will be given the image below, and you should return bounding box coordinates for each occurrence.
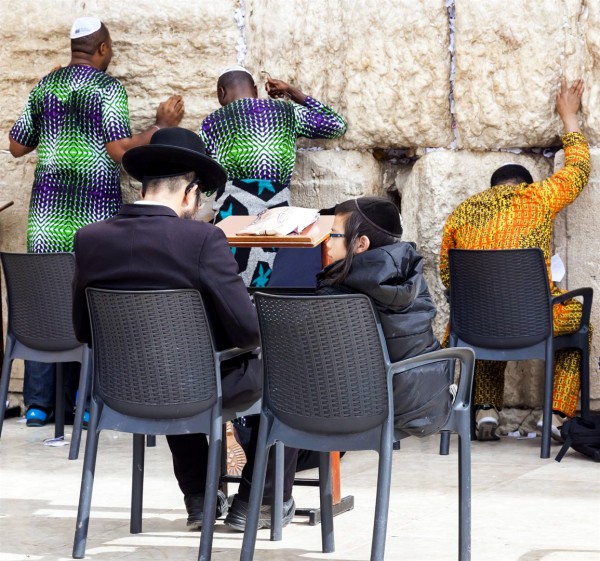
[254,293,389,435]
[1,252,80,351]
[449,248,552,349]
[86,288,218,419]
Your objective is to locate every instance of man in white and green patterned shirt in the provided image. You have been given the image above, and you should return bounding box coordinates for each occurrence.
[8,16,183,426]
[199,66,347,287]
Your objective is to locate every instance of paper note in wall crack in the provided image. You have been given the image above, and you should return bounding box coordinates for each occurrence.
[551,254,565,283]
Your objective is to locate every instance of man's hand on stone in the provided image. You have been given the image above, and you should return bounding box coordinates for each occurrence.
[265,77,289,98]
[156,95,185,128]
[265,78,307,104]
[556,78,584,134]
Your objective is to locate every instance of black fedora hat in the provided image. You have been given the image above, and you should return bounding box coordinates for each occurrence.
[122,127,227,192]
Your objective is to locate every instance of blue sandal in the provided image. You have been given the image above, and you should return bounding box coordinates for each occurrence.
[82,410,90,430]
[25,406,53,427]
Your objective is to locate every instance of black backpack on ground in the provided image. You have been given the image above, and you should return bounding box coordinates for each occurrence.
[555,415,600,463]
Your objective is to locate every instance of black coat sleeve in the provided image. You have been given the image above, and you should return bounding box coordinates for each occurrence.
[197,227,260,350]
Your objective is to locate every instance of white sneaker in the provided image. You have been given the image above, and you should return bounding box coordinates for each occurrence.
[537,412,565,442]
[475,405,500,441]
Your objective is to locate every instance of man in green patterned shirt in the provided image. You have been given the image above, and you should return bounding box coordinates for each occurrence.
[199,66,347,287]
[8,16,183,427]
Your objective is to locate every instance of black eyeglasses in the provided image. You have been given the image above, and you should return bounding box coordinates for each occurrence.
[184,178,199,194]
[184,178,215,198]
[329,233,345,238]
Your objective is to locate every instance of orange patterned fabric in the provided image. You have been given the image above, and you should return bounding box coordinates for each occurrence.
[440,132,591,416]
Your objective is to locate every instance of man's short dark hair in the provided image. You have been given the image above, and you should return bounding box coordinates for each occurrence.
[490,164,534,187]
[71,23,109,55]
[217,70,255,91]
[142,172,196,196]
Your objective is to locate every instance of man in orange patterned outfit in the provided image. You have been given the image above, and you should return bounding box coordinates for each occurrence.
[440,78,591,441]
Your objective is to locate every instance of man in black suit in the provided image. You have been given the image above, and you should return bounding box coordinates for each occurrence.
[72,127,296,531]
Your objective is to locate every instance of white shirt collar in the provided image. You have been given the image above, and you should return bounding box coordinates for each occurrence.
[133,200,166,206]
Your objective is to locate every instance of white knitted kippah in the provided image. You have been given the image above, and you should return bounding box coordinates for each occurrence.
[218,65,253,78]
[70,17,102,39]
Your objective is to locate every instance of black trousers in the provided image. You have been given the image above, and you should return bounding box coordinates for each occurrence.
[166,417,298,504]
[166,355,298,503]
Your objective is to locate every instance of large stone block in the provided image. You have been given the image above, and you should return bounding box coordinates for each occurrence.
[401,149,554,408]
[453,0,594,149]
[245,0,453,150]
[98,0,240,133]
[0,0,240,148]
[290,150,384,209]
[582,3,600,146]
[0,2,71,145]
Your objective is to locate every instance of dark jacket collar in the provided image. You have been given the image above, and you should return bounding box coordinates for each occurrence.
[117,203,179,218]
[317,242,425,312]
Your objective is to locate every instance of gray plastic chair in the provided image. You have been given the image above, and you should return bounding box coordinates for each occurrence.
[240,293,475,561]
[0,252,91,459]
[72,288,256,561]
[447,248,593,459]
[394,347,474,561]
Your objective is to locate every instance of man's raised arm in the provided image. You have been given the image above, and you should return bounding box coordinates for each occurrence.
[105,95,185,163]
[540,78,590,215]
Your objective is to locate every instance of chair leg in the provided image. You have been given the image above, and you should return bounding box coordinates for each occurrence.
[540,347,554,459]
[198,416,223,561]
[240,416,271,561]
[457,411,472,561]
[470,374,477,441]
[0,344,15,438]
[70,353,91,460]
[270,441,284,541]
[146,435,157,447]
[444,338,459,452]
[370,423,393,561]
[54,362,65,440]
[131,434,145,534]
[319,451,335,554]
[219,423,229,496]
[580,341,590,418]
[440,431,451,455]
[72,402,101,559]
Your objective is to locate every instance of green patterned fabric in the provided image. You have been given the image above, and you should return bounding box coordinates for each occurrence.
[198,96,347,286]
[10,64,131,253]
[199,96,347,189]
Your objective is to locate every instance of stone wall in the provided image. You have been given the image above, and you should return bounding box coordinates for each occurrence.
[0,0,598,410]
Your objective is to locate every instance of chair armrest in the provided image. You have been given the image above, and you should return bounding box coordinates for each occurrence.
[216,345,260,363]
[552,287,593,328]
[389,347,475,410]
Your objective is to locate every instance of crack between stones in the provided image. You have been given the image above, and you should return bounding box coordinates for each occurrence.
[234,0,247,66]
[446,0,458,149]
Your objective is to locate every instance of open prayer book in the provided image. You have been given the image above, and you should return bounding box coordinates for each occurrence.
[236,206,320,236]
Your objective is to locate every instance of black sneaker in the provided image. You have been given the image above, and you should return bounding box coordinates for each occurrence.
[184,490,228,528]
[25,405,54,427]
[475,404,500,441]
[224,494,296,532]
